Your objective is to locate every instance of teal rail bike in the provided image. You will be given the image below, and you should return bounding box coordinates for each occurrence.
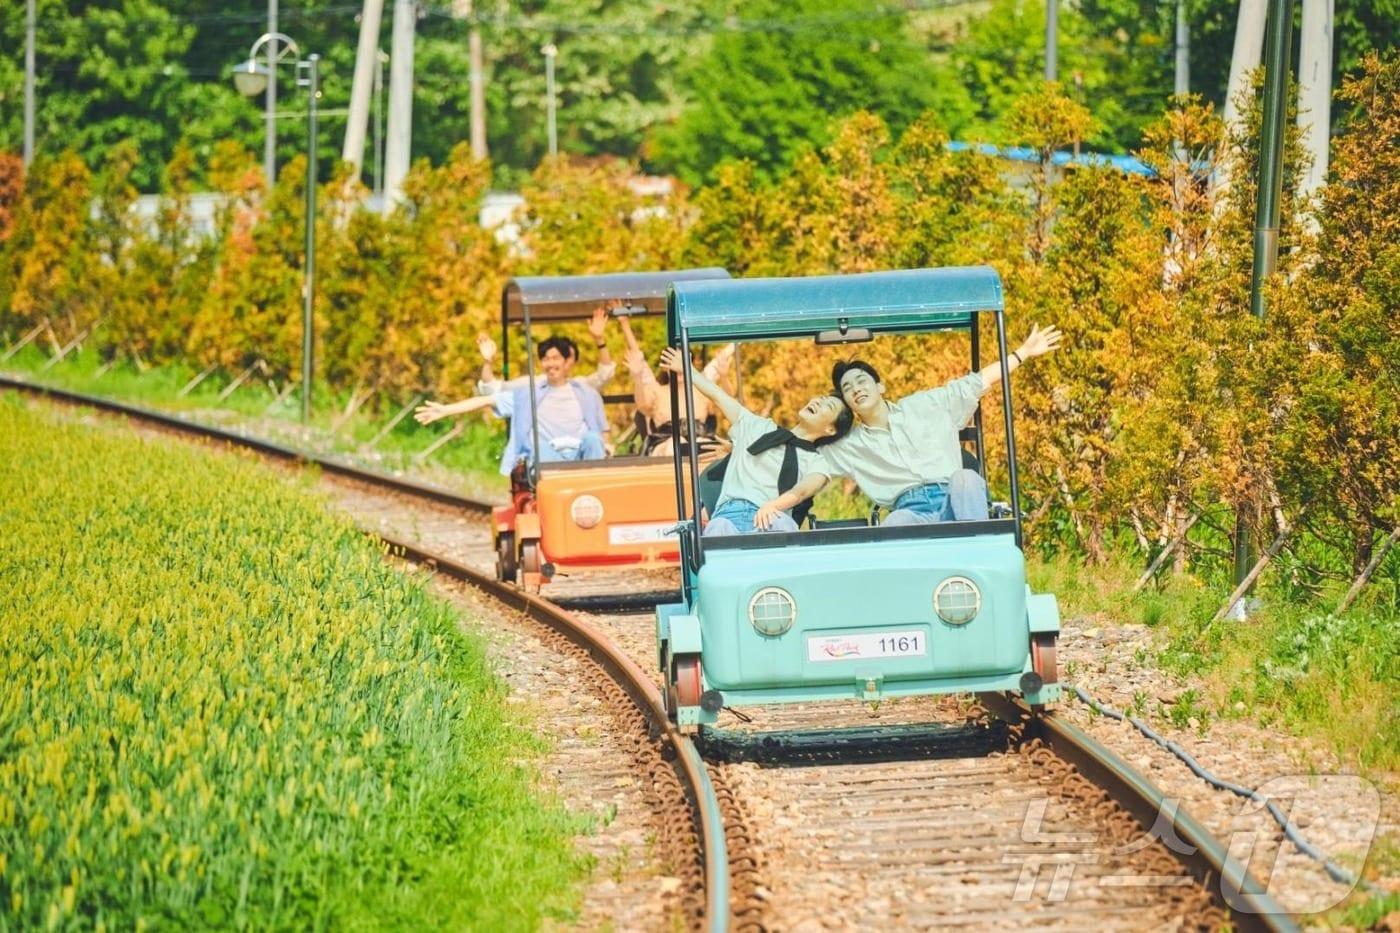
[655,267,1061,731]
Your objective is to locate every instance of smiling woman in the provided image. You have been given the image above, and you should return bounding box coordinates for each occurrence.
[0,395,586,929]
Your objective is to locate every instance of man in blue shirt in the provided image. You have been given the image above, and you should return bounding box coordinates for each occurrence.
[415,336,609,474]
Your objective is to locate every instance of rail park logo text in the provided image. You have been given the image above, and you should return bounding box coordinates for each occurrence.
[1005,774,1381,914]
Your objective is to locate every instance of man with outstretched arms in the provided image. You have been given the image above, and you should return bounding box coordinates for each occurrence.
[415,335,609,474]
[812,324,1062,526]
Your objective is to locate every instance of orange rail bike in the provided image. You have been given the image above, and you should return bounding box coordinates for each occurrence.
[491,269,730,590]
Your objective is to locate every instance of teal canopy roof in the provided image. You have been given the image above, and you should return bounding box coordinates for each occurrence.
[503,267,729,323]
[668,266,1004,343]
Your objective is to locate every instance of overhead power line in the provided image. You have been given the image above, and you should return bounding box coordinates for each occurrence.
[37,0,984,35]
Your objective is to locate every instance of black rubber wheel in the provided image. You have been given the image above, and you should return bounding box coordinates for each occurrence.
[495,533,517,583]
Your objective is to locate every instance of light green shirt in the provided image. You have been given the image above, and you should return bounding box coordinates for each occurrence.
[817,373,985,507]
[717,410,826,512]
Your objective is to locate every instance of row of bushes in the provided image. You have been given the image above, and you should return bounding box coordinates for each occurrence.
[1,55,1397,607]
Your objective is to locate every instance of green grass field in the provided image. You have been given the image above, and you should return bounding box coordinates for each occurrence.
[1,345,510,498]
[0,394,586,929]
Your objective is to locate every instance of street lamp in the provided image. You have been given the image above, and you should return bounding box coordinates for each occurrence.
[232,33,319,425]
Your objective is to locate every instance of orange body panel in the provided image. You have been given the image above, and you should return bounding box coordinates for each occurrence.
[534,457,693,570]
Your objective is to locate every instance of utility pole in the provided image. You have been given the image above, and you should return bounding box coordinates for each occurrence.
[1250,0,1293,322]
[1233,0,1295,593]
[23,0,35,169]
[1297,0,1334,200]
[543,43,558,157]
[374,50,387,197]
[383,0,416,208]
[1044,0,1058,82]
[452,0,488,160]
[469,14,487,159]
[1175,0,1190,97]
[1222,0,1267,131]
[266,0,278,186]
[342,0,385,180]
[303,54,320,424]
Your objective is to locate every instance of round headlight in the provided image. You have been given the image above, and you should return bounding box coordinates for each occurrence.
[570,494,603,529]
[934,576,981,625]
[748,587,796,636]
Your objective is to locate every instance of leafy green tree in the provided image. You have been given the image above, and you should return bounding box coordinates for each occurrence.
[0,0,255,190]
[1263,52,1400,575]
[951,0,1174,151]
[655,0,954,186]
[466,0,726,184]
[1183,0,1400,120]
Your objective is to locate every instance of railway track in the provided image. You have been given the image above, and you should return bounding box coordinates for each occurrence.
[4,373,1300,931]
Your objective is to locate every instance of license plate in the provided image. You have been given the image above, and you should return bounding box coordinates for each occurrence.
[608,522,678,545]
[807,630,927,662]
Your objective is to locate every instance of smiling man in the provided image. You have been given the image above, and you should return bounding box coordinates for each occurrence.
[819,324,1063,526]
[415,336,609,474]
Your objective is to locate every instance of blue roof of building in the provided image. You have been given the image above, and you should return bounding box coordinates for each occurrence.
[946,141,1155,177]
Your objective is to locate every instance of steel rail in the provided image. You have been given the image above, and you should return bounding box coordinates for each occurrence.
[378,532,730,931]
[0,374,493,513]
[12,375,1298,929]
[1,375,730,930]
[980,693,1298,932]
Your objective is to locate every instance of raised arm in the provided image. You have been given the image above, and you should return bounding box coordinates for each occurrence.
[618,315,642,356]
[625,347,658,419]
[588,304,615,370]
[477,333,500,390]
[659,346,748,426]
[414,393,499,425]
[977,323,1063,391]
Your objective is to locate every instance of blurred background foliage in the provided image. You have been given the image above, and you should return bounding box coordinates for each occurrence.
[2,53,1399,596]
[2,0,1398,189]
[0,2,1395,778]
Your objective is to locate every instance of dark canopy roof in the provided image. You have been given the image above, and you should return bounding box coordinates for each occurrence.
[501,268,730,324]
[668,266,1004,343]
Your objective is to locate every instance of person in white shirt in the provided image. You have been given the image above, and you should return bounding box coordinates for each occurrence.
[659,347,851,536]
[475,305,617,395]
[811,323,1063,526]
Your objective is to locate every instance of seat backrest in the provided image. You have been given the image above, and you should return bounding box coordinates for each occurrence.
[958,425,981,474]
[698,454,729,519]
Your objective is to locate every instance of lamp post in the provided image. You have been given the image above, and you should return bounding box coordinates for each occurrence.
[232,34,320,425]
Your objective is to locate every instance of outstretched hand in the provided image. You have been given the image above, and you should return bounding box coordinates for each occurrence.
[588,305,610,341]
[658,346,688,376]
[1018,323,1063,360]
[476,332,497,362]
[414,401,451,426]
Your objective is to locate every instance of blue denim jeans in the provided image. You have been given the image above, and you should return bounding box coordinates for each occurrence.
[883,469,989,526]
[704,499,800,537]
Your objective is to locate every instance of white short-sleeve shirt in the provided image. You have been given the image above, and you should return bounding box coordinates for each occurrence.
[717,410,827,512]
[817,373,985,507]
